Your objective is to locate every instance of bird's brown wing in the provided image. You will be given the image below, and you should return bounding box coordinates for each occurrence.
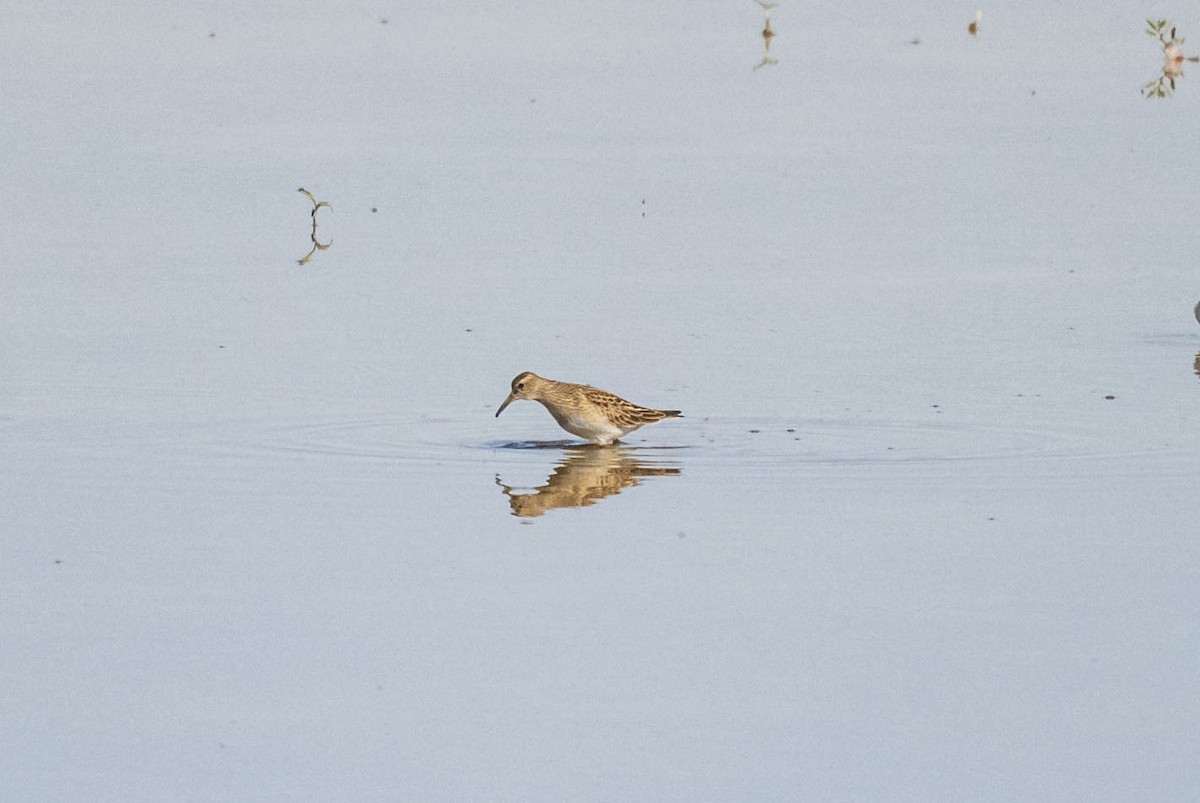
[587,387,679,428]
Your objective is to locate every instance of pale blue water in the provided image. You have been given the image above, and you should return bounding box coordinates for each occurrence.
[3,2,1199,800]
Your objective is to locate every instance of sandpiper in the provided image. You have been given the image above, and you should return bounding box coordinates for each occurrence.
[495,371,682,445]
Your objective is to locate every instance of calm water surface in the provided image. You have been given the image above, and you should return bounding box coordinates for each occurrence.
[2,2,1199,800]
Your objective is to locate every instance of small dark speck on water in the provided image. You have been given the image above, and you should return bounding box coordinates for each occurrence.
[54,559,63,564]
[208,32,215,38]
[749,429,761,433]
[465,328,473,333]
[371,207,377,213]
[786,428,795,433]
[380,18,388,24]
[931,404,939,408]
[218,345,225,349]
[1104,394,1115,400]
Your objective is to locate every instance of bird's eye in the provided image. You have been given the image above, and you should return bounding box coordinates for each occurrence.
[516,383,525,391]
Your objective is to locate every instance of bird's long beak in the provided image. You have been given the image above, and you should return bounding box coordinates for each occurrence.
[495,393,516,417]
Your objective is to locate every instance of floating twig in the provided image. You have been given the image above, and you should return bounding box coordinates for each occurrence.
[297,187,332,265]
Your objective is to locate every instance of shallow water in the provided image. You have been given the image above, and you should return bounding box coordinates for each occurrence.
[3,2,1200,800]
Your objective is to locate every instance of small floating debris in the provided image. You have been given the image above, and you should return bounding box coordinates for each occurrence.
[297,187,332,265]
[1142,20,1200,98]
[968,10,982,37]
[752,0,778,70]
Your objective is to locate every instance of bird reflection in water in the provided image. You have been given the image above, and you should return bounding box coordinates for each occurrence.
[1142,20,1199,98]
[496,444,681,517]
[753,1,778,70]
